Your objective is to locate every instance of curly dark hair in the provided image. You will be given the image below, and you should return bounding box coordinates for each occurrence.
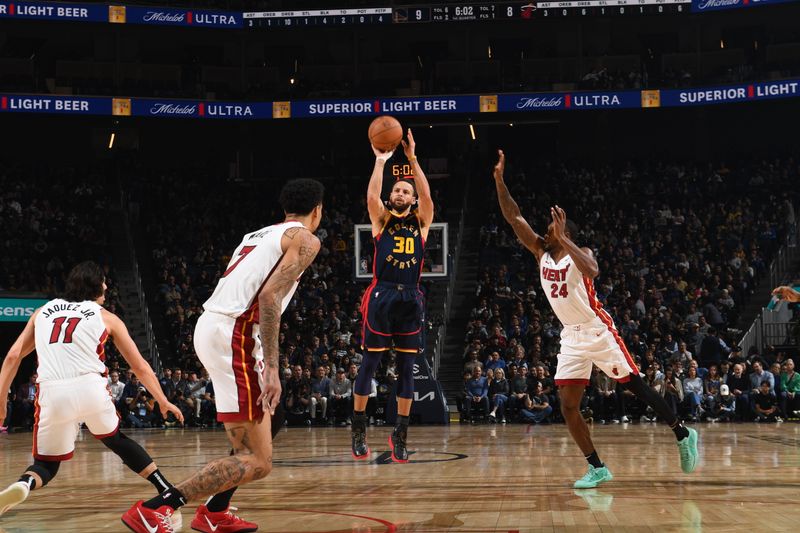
[279,178,325,215]
[63,261,105,302]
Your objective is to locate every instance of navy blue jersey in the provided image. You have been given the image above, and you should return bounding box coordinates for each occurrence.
[373,210,425,285]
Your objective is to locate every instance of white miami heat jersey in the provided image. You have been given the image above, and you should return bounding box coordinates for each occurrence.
[34,299,108,382]
[540,252,607,326]
[203,221,305,319]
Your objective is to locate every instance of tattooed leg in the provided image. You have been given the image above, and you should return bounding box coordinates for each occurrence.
[175,416,273,502]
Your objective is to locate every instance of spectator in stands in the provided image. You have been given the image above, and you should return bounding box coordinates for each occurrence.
[661,366,684,419]
[726,363,750,420]
[510,345,528,369]
[519,382,552,424]
[485,351,507,372]
[285,365,312,426]
[329,367,352,425]
[749,361,774,396]
[184,371,206,425]
[310,366,331,425]
[703,365,722,418]
[594,371,621,424]
[126,385,158,428]
[464,367,489,422]
[456,370,473,420]
[508,365,530,416]
[165,368,188,402]
[200,379,216,426]
[752,380,780,423]
[780,359,800,418]
[683,366,704,422]
[770,362,784,396]
[108,371,126,407]
[699,328,726,370]
[159,368,172,390]
[14,373,37,430]
[672,342,693,368]
[712,385,736,422]
[719,361,731,384]
[122,374,143,408]
[488,368,509,423]
[463,350,483,375]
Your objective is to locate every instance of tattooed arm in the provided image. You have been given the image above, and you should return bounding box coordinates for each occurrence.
[492,149,545,261]
[256,227,321,414]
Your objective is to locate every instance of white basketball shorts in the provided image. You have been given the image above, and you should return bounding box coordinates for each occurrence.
[194,311,265,423]
[34,372,120,461]
[554,316,639,386]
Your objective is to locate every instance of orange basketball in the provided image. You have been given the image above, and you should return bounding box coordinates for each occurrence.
[368,115,403,152]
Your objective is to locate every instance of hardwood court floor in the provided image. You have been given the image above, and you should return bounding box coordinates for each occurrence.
[2,422,800,532]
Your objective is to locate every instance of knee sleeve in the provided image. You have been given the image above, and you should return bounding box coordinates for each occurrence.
[396,353,415,400]
[354,350,383,396]
[26,459,61,487]
[101,431,154,474]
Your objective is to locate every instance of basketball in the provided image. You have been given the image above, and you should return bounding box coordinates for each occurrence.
[368,115,403,152]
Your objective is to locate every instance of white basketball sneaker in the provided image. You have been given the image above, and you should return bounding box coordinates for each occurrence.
[0,481,30,516]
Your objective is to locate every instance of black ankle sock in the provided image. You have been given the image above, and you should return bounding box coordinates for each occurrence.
[585,451,604,469]
[353,410,366,419]
[206,487,237,513]
[146,469,173,493]
[143,487,186,510]
[18,474,36,491]
[396,415,409,429]
[671,421,690,441]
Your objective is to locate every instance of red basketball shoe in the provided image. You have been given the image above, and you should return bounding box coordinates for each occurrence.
[191,504,258,533]
[122,500,181,533]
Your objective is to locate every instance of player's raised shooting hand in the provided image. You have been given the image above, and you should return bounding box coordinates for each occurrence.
[372,145,394,162]
[160,400,185,423]
[550,205,567,243]
[400,128,416,160]
[257,366,282,416]
[493,150,505,182]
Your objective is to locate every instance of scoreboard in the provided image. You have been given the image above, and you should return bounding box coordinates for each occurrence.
[244,8,392,28]
[244,1,691,28]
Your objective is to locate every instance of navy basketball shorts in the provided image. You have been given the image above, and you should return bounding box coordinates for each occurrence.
[361,281,425,354]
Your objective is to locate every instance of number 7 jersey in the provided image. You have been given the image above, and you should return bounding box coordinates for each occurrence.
[540,252,604,326]
[203,221,305,320]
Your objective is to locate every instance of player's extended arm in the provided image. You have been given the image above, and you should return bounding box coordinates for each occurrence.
[0,311,37,421]
[102,310,184,422]
[772,285,800,302]
[493,150,545,260]
[257,228,321,413]
[550,206,599,279]
[368,146,393,235]
[401,129,434,235]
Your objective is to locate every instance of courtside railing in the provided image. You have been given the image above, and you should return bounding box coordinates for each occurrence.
[739,219,800,355]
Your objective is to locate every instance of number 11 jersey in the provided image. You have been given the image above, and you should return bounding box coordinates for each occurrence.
[34,299,108,382]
